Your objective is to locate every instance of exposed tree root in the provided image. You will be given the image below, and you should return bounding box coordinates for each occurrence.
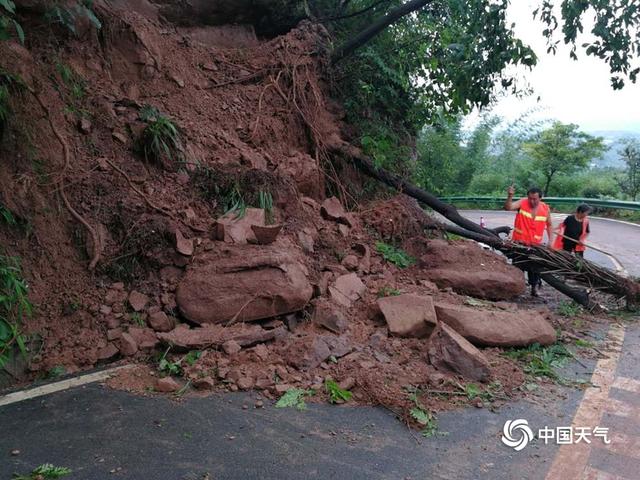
[28,87,102,270]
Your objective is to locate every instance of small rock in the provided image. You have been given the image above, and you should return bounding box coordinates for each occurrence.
[175,229,194,256]
[148,310,175,332]
[112,131,128,144]
[312,299,349,334]
[255,400,264,408]
[106,328,122,341]
[236,377,256,390]
[97,343,119,360]
[338,224,350,237]
[297,231,315,253]
[118,333,138,356]
[128,291,149,312]
[222,340,242,355]
[275,383,293,393]
[341,255,359,271]
[78,117,92,134]
[320,197,346,222]
[329,273,366,308]
[377,294,437,338]
[105,317,121,329]
[128,327,159,350]
[194,376,215,390]
[99,305,112,315]
[339,377,356,391]
[155,377,180,393]
[10,449,20,456]
[253,343,269,361]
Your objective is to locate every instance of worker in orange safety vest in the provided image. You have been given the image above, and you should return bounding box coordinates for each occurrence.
[551,204,591,257]
[504,185,554,297]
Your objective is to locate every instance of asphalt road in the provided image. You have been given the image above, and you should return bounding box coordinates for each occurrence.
[459,210,640,278]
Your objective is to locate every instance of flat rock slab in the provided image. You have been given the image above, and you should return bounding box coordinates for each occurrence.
[377,294,437,338]
[428,322,491,382]
[328,273,366,308]
[176,242,313,324]
[435,303,556,347]
[157,324,286,351]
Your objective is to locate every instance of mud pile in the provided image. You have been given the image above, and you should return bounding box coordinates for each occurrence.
[0,2,561,416]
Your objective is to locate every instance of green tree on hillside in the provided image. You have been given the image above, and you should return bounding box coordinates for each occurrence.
[619,140,640,201]
[523,122,606,196]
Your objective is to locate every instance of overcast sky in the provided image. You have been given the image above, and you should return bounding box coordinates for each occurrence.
[469,1,640,134]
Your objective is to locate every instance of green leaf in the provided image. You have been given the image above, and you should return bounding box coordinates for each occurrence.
[275,388,312,410]
[325,379,352,404]
[11,18,23,43]
[410,407,430,425]
[0,0,16,14]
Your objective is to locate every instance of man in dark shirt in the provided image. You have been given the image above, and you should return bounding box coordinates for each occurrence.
[559,204,591,257]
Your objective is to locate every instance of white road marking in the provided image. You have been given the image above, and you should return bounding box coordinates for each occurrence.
[0,364,133,407]
[545,324,626,480]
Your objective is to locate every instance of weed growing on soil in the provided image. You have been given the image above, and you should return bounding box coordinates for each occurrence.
[138,105,183,166]
[377,286,401,297]
[157,348,201,377]
[325,379,352,403]
[0,0,24,44]
[275,388,314,410]
[557,300,582,317]
[375,242,415,268]
[47,365,66,379]
[131,312,144,327]
[259,190,274,224]
[13,463,71,479]
[406,388,439,437]
[0,255,31,368]
[504,343,572,380]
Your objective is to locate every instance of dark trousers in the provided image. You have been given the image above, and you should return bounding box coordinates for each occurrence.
[527,269,541,287]
[562,245,584,258]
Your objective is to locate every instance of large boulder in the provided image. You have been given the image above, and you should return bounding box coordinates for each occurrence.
[377,294,437,338]
[428,323,491,382]
[421,240,525,300]
[176,242,313,324]
[157,323,286,351]
[435,303,557,347]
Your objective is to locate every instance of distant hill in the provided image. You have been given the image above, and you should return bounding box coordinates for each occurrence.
[587,130,640,168]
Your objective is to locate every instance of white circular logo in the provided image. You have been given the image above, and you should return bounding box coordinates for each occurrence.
[502,419,534,451]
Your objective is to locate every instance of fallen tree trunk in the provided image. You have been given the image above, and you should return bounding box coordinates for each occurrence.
[329,140,640,309]
[330,140,499,238]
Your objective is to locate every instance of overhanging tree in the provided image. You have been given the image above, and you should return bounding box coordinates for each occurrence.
[619,140,640,201]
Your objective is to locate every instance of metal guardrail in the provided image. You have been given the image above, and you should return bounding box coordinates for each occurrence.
[439,196,640,211]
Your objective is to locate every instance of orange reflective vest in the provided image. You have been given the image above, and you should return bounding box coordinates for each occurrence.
[552,217,589,252]
[511,199,549,245]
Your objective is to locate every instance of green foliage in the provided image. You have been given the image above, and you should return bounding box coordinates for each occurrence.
[406,388,438,437]
[375,242,415,268]
[534,0,640,89]
[138,105,183,167]
[377,286,401,298]
[0,204,16,225]
[523,122,606,196]
[557,300,582,317]
[158,347,182,376]
[45,1,102,35]
[13,464,71,480]
[325,378,352,403]
[275,388,314,410]
[0,255,31,369]
[258,190,274,224]
[47,365,66,379]
[158,348,201,377]
[504,343,571,380]
[0,0,24,44]
[574,338,594,348]
[618,139,640,201]
[131,312,144,327]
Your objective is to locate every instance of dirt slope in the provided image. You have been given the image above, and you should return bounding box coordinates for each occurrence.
[0,2,561,419]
